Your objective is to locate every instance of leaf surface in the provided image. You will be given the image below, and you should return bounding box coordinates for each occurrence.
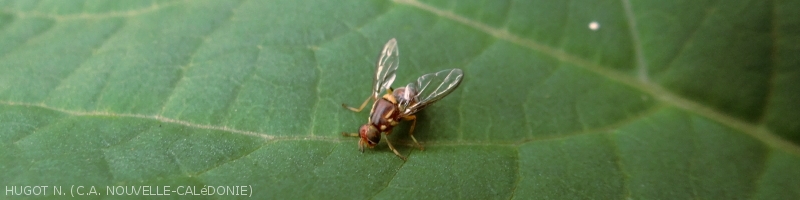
[1,0,799,199]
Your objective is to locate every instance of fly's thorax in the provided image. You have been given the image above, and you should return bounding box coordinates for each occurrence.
[370,97,401,134]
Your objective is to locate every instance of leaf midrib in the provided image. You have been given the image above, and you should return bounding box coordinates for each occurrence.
[1,99,665,147]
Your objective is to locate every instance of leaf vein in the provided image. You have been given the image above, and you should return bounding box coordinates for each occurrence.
[1,100,276,140]
[315,2,392,47]
[606,133,631,199]
[498,0,514,29]
[457,38,497,141]
[1,0,187,21]
[168,147,188,176]
[10,113,69,145]
[518,103,666,144]
[555,0,572,49]
[750,149,774,198]
[308,48,321,136]
[371,150,411,199]
[158,0,247,116]
[688,115,700,198]
[317,142,338,168]
[195,141,270,176]
[0,20,56,62]
[758,0,780,124]
[660,0,721,74]
[45,19,125,105]
[523,63,562,138]
[218,57,257,126]
[507,148,521,200]
[100,123,156,152]
[621,0,649,81]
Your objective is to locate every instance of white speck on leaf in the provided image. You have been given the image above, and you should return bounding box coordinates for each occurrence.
[589,21,600,31]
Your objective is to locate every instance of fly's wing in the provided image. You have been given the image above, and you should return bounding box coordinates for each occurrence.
[372,38,399,99]
[401,68,464,115]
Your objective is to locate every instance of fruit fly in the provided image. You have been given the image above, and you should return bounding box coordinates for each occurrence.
[342,38,464,160]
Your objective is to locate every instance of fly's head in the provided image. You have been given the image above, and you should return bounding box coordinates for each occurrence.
[358,124,380,152]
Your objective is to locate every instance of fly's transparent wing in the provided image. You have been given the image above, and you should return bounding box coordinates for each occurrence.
[400,68,464,115]
[372,38,399,99]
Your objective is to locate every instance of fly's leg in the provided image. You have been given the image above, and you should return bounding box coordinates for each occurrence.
[342,96,372,112]
[383,130,407,161]
[402,115,423,150]
[341,132,359,137]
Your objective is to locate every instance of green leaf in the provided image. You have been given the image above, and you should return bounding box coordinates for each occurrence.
[1,0,799,199]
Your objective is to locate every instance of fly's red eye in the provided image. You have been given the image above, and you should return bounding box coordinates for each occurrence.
[359,125,370,139]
